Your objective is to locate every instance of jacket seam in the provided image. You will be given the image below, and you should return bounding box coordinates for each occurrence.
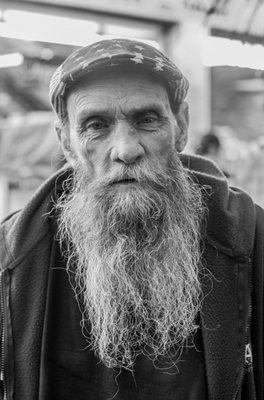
[3,230,53,271]
[0,226,15,269]
[204,236,251,260]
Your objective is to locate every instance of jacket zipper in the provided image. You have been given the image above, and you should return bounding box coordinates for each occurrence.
[245,343,253,371]
[0,272,7,400]
[233,258,253,400]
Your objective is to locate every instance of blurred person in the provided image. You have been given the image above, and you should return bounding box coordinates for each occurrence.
[0,39,263,400]
[196,129,230,177]
[196,130,220,159]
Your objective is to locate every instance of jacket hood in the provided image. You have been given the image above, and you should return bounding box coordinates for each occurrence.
[0,154,256,269]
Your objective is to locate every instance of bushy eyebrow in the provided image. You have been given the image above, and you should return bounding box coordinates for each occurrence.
[125,105,166,119]
[75,103,168,124]
[76,109,111,122]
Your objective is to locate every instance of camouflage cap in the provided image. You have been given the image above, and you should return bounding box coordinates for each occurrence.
[49,38,189,121]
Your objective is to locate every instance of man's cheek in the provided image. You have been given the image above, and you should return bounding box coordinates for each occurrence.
[72,145,96,178]
[75,143,93,164]
[150,134,173,160]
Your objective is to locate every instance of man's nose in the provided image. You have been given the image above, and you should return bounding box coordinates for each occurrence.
[110,121,145,164]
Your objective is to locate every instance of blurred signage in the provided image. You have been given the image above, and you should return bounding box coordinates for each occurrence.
[21,0,183,22]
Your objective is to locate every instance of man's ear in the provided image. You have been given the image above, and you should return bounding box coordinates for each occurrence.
[55,120,75,164]
[174,101,189,152]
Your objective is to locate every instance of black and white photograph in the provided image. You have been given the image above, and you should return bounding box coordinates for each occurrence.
[0,1,263,399]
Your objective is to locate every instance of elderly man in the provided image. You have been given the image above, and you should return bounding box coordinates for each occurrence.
[0,39,263,400]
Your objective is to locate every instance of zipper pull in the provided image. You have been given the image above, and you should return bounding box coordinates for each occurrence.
[245,343,253,371]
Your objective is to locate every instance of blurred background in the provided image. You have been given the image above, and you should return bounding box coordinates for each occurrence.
[0,0,264,219]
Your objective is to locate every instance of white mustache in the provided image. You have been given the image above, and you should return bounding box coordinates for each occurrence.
[94,161,175,190]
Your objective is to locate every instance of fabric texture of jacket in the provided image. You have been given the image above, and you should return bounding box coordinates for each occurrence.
[0,154,263,400]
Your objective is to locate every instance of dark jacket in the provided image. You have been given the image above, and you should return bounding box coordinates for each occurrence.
[0,154,263,400]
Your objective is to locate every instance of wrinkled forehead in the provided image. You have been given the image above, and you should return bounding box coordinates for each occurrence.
[66,67,173,115]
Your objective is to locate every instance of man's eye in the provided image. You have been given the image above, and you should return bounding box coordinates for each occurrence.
[141,117,156,124]
[86,120,108,131]
[137,114,158,129]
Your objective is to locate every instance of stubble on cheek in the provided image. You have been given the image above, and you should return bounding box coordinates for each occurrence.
[72,141,98,180]
[149,132,175,168]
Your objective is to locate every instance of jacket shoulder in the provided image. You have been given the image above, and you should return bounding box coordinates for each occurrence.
[181,153,257,257]
[0,211,21,269]
[255,204,264,229]
[0,168,71,270]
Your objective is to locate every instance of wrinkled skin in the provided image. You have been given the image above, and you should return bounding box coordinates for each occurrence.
[57,69,189,179]
[55,69,205,371]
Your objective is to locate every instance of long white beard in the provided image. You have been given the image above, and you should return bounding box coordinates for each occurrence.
[56,152,206,370]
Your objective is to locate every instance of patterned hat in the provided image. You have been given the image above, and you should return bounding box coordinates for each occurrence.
[49,38,189,120]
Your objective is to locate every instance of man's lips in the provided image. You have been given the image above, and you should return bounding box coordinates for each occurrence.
[112,178,137,185]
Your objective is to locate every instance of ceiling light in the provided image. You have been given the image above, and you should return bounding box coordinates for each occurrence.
[201,36,264,70]
[0,9,100,46]
[104,24,154,39]
[104,34,160,49]
[0,52,24,68]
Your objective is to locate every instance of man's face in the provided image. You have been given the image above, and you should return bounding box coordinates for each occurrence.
[63,70,185,180]
[56,69,204,371]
